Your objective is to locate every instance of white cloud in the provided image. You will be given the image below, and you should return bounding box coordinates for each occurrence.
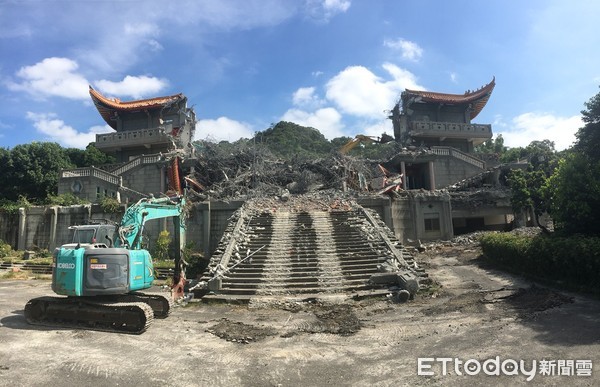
[362,120,394,138]
[195,117,254,142]
[383,38,423,62]
[26,112,112,148]
[8,57,167,101]
[94,76,169,99]
[304,0,351,22]
[292,86,325,108]
[281,107,344,139]
[325,63,423,118]
[496,112,582,151]
[8,57,89,100]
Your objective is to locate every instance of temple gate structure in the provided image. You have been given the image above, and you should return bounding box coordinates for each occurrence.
[58,87,196,203]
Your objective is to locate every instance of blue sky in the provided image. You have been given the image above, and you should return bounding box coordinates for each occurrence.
[1,0,599,151]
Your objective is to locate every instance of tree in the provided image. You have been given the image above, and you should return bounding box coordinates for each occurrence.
[65,143,115,167]
[547,153,600,235]
[4,142,75,202]
[507,169,552,233]
[255,121,331,159]
[577,87,600,161]
[475,134,507,154]
[524,140,559,175]
[545,87,600,235]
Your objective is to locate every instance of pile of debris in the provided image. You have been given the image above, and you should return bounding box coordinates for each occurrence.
[187,141,392,200]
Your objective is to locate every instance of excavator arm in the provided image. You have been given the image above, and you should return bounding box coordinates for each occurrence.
[115,195,186,250]
[114,194,187,300]
[339,133,395,154]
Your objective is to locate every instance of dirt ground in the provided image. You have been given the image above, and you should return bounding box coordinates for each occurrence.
[0,244,599,387]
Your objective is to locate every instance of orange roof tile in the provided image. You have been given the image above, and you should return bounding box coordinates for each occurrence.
[89,86,184,129]
[403,77,495,120]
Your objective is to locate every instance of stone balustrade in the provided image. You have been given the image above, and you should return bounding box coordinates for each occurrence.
[410,121,492,138]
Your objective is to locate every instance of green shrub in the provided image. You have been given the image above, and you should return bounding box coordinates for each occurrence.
[0,240,13,258]
[183,242,207,279]
[153,230,171,261]
[100,196,121,213]
[479,233,532,268]
[0,196,31,214]
[480,232,600,293]
[45,193,89,206]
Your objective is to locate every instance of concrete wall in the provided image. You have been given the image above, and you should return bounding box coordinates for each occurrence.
[357,196,393,230]
[58,163,167,204]
[390,197,416,243]
[0,212,19,247]
[0,201,244,258]
[434,155,485,188]
[58,176,119,202]
[390,194,453,244]
[121,163,164,198]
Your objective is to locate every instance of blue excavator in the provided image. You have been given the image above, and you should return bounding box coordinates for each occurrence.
[24,194,187,334]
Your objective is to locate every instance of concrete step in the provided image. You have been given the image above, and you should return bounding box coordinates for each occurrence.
[203,204,419,299]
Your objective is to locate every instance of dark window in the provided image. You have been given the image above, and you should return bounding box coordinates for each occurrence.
[424,217,440,231]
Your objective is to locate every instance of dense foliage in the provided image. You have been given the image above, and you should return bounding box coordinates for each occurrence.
[0,142,114,207]
[255,121,331,159]
[547,152,600,235]
[481,87,600,292]
[543,87,600,235]
[480,233,600,293]
[152,230,171,261]
[475,134,507,154]
[252,121,395,160]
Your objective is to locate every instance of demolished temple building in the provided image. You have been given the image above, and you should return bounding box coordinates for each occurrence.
[53,78,523,252]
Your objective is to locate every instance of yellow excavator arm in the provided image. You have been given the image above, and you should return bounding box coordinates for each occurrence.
[339,134,394,154]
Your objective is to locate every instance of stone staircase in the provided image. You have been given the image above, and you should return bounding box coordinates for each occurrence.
[202,204,422,297]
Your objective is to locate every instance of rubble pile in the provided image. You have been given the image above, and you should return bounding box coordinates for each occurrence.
[244,190,360,214]
[190,141,380,200]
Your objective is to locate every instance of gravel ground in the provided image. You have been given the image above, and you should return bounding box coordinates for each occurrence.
[0,244,598,387]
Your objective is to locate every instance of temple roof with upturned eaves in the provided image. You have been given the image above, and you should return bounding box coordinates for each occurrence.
[89,86,185,129]
[402,77,495,120]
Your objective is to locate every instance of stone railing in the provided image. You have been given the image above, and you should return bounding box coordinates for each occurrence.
[62,154,164,189]
[61,166,120,186]
[118,185,148,201]
[111,154,162,176]
[410,121,492,137]
[95,127,171,149]
[431,146,485,169]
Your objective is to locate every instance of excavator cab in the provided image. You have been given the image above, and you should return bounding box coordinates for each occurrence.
[52,247,153,296]
[61,224,116,249]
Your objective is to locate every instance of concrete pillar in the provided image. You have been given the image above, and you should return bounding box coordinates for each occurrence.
[382,203,394,231]
[203,202,211,259]
[442,199,454,240]
[428,161,436,190]
[161,166,167,231]
[18,208,26,251]
[49,206,58,251]
[400,161,407,190]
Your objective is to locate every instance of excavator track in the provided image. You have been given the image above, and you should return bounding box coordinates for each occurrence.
[113,292,173,318]
[24,296,154,334]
